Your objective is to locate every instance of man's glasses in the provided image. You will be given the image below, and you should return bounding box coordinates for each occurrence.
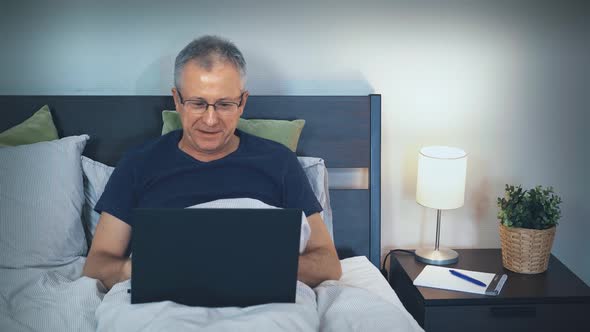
[177,91,246,115]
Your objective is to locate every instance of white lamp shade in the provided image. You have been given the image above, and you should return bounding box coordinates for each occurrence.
[416,146,467,210]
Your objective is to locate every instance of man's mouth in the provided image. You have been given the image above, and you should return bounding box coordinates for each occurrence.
[197,129,222,135]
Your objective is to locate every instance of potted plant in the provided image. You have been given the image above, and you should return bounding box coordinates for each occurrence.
[497,184,562,274]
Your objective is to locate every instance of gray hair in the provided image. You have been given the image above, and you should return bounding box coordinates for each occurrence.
[174,35,246,90]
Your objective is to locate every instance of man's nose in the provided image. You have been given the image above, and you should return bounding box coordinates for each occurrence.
[202,105,219,126]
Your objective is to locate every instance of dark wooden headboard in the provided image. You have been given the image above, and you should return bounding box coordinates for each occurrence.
[0,95,382,267]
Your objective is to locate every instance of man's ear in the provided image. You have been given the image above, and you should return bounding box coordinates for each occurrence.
[238,91,249,117]
[171,87,181,112]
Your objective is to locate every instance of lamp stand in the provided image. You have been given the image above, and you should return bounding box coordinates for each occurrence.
[415,209,459,265]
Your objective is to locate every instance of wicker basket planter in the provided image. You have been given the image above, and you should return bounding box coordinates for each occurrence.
[499,224,556,274]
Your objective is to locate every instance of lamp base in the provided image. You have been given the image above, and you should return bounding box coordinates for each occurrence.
[415,247,459,265]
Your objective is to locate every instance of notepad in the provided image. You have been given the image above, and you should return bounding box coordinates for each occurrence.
[413,265,507,296]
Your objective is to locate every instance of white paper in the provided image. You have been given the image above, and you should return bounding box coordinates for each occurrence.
[413,265,496,295]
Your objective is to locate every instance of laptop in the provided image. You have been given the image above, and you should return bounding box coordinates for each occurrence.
[130,208,302,307]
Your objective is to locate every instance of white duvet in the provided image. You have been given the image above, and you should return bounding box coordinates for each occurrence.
[0,256,422,332]
[0,257,102,332]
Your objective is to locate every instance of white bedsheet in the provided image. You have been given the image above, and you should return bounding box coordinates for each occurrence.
[96,280,319,332]
[316,256,423,332]
[0,256,423,332]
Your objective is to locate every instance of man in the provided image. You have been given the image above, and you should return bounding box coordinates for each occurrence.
[83,36,342,290]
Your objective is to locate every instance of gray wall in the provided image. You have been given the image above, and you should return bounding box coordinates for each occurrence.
[2,0,588,283]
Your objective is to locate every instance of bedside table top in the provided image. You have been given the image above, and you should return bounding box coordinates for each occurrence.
[392,248,590,306]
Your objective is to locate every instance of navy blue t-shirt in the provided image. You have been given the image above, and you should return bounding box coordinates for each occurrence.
[95,129,322,226]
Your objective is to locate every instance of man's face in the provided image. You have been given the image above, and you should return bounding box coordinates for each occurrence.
[172,60,248,159]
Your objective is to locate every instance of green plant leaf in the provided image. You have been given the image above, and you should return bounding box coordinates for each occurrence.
[497,184,561,230]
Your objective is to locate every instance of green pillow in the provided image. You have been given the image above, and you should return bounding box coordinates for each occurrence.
[161,110,305,152]
[0,105,59,147]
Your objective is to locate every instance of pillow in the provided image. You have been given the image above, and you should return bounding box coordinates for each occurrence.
[0,105,59,147]
[161,110,305,152]
[186,198,311,253]
[161,110,182,136]
[298,157,333,240]
[237,118,305,152]
[81,156,114,248]
[0,135,89,268]
[80,156,334,244]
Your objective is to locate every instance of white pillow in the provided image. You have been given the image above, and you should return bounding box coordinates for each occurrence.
[297,157,333,240]
[81,156,333,244]
[187,198,311,253]
[81,156,114,246]
[0,135,89,268]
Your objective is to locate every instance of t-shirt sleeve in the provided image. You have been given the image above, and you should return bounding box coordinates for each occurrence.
[94,152,139,226]
[282,151,323,217]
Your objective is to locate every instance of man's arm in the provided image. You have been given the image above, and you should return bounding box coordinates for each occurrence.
[298,213,342,287]
[83,212,132,290]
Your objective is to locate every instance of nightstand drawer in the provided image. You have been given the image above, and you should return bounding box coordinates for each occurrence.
[425,303,589,332]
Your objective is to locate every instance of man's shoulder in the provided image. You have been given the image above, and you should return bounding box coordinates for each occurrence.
[119,130,180,165]
[239,130,294,157]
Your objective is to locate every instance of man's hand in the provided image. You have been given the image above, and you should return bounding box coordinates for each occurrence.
[83,212,132,290]
[298,213,342,287]
[121,257,132,281]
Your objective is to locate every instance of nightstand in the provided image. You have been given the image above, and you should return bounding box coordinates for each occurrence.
[389,249,590,332]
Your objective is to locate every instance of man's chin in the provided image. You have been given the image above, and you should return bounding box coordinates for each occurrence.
[193,141,222,152]
[186,131,233,155]
[191,137,227,154]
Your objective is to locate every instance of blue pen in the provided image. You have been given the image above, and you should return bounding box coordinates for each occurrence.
[449,269,486,287]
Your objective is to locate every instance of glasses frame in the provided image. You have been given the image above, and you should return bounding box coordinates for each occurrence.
[177,91,246,115]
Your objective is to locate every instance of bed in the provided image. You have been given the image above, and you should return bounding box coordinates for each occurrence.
[0,95,423,332]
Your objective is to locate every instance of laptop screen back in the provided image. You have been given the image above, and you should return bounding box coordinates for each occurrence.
[131,208,302,307]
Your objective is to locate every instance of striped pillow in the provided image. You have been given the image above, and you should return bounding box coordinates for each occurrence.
[0,135,89,268]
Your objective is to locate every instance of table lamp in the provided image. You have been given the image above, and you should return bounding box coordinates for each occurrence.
[415,146,467,265]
